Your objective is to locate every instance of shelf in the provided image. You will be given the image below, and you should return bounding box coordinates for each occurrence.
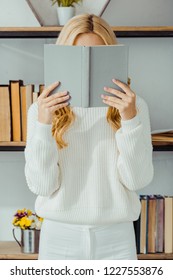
[0,241,38,260]
[0,242,173,260]
[138,253,173,260]
[0,142,25,151]
[0,26,173,38]
[153,145,173,152]
[1,141,173,151]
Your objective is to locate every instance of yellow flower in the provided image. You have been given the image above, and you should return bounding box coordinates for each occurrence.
[12,218,20,227]
[27,209,33,216]
[38,217,44,222]
[20,217,32,229]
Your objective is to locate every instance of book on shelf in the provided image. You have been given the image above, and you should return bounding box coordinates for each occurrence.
[39,84,44,95]
[140,195,148,254]
[151,129,173,143]
[20,84,34,142]
[44,44,128,107]
[10,80,23,141]
[0,85,11,141]
[164,196,173,253]
[32,91,39,103]
[147,195,157,253]
[155,195,164,253]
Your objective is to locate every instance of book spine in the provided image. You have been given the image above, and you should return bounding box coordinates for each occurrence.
[81,47,90,107]
[133,218,140,254]
[155,196,164,253]
[164,196,173,253]
[139,195,148,254]
[0,85,11,141]
[147,195,157,253]
[10,80,23,141]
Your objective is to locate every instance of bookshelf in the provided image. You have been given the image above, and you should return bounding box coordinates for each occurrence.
[1,141,173,152]
[0,26,173,38]
[0,26,173,151]
[0,25,173,259]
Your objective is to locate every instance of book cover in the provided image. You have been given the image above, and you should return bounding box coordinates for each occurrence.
[20,84,34,142]
[0,85,11,141]
[44,45,128,107]
[164,196,173,253]
[10,80,23,142]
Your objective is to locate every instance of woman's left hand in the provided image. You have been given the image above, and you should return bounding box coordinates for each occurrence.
[101,79,137,121]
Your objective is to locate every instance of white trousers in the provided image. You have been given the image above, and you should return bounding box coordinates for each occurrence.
[38,220,137,260]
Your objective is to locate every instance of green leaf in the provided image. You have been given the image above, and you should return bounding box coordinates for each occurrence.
[50,0,82,7]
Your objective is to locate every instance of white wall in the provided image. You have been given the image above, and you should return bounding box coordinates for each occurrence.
[0,153,36,241]
[103,0,173,26]
[0,0,173,241]
[0,0,40,27]
[0,39,45,85]
[118,37,173,131]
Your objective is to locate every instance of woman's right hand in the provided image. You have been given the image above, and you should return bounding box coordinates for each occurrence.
[37,81,70,124]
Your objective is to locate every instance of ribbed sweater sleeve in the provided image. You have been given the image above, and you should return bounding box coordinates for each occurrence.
[24,103,60,196]
[116,97,154,191]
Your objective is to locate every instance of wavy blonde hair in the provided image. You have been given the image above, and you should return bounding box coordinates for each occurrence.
[52,14,121,149]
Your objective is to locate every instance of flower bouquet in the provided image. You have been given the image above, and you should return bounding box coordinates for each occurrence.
[12,208,43,230]
[12,208,43,254]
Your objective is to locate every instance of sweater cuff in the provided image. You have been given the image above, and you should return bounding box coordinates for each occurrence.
[35,121,54,142]
[121,114,140,133]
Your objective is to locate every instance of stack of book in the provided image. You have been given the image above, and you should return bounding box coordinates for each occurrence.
[134,195,173,254]
[0,80,44,142]
[152,131,173,146]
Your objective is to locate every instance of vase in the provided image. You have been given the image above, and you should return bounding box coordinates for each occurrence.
[13,228,40,254]
[57,7,75,25]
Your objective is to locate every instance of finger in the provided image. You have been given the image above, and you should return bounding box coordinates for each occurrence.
[103,87,129,101]
[46,94,70,107]
[112,79,134,97]
[101,94,124,105]
[45,91,68,103]
[102,99,123,110]
[40,81,60,99]
[51,102,69,113]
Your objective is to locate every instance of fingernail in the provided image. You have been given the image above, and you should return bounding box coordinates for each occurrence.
[101,94,104,98]
[104,87,107,90]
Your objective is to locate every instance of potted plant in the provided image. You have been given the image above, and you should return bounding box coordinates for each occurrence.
[12,208,43,254]
[50,0,83,25]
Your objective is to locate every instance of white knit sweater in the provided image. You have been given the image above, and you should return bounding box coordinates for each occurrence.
[24,96,153,225]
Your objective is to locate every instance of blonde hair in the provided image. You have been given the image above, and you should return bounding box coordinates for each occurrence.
[52,14,121,149]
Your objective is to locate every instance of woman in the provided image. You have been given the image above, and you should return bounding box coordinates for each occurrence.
[24,14,153,260]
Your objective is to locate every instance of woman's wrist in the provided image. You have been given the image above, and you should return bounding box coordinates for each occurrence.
[120,114,140,132]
